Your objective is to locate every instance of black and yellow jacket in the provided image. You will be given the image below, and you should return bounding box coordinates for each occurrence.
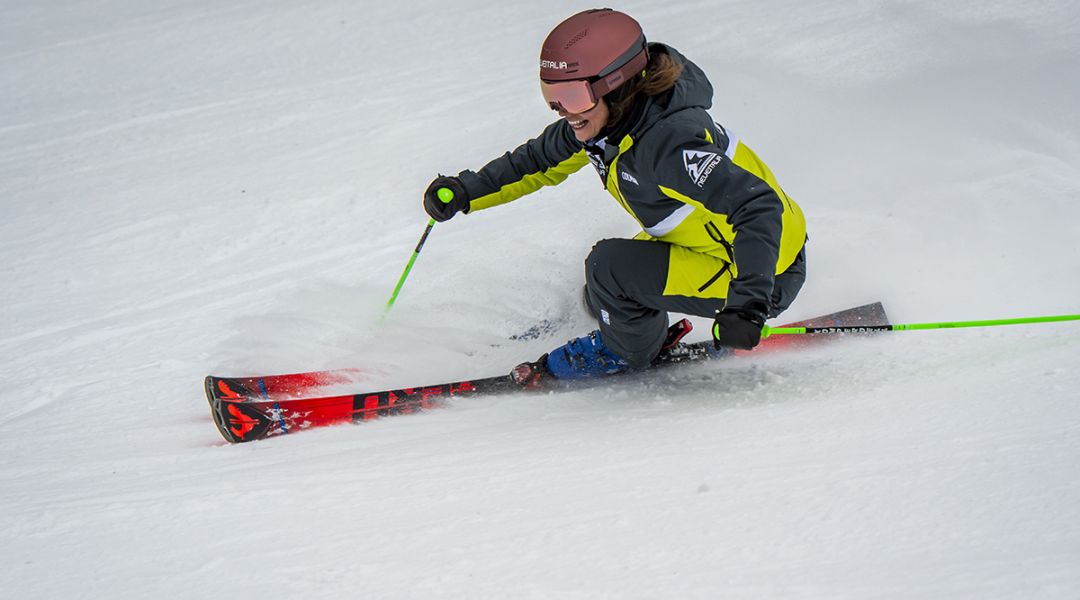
[455,44,806,313]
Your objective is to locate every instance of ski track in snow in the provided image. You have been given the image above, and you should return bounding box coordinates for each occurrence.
[2,1,1079,598]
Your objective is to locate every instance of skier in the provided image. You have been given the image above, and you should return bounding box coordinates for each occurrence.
[423,8,807,381]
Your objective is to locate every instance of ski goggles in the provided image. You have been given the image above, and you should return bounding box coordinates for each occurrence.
[541,78,600,114]
[540,39,649,114]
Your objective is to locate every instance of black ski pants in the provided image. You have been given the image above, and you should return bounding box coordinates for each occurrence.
[582,238,806,368]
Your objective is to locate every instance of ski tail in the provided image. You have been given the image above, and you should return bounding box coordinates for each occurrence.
[752,301,889,353]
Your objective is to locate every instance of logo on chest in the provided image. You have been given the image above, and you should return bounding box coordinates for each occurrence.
[682,149,723,187]
[587,150,608,181]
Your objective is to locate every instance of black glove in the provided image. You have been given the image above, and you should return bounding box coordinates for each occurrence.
[423,176,469,222]
[712,303,767,350]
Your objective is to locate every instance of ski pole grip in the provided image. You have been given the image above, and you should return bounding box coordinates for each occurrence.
[437,187,455,204]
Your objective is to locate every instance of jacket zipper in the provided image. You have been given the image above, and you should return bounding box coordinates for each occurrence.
[704,221,735,262]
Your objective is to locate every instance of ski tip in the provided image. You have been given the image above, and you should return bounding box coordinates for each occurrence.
[205,376,249,444]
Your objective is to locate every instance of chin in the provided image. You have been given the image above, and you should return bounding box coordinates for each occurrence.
[573,127,600,142]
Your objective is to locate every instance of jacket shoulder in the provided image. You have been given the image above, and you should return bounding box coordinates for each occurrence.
[635,108,728,175]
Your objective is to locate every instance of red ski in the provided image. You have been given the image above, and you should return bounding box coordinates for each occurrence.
[206,302,889,443]
[206,368,365,404]
[206,370,526,443]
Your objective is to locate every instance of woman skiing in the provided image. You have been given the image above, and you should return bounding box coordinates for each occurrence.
[423,8,807,381]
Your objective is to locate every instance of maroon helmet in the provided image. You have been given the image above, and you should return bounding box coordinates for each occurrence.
[539,9,649,114]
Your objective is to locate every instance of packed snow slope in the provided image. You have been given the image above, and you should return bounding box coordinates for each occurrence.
[3,0,1079,598]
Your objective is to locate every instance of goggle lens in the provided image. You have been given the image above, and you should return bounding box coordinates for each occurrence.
[540,79,598,114]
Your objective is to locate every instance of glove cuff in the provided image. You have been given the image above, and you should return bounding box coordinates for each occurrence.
[721,301,768,324]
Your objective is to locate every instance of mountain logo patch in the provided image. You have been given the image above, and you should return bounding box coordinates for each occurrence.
[682,149,723,187]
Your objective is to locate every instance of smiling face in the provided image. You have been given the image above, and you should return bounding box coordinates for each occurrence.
[560,99,610,142]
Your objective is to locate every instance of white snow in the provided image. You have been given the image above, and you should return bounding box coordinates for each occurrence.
[3,1,1080,598]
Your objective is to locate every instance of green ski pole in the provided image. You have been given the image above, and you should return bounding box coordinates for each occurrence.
[760,313,1080,338]
[385,187,455,312]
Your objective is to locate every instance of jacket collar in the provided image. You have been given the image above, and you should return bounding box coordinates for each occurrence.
[600,43,714,146]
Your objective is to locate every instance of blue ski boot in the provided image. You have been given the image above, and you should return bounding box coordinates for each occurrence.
[544,329,630,380]
[508,330,632,386]
[509,320,728,387]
